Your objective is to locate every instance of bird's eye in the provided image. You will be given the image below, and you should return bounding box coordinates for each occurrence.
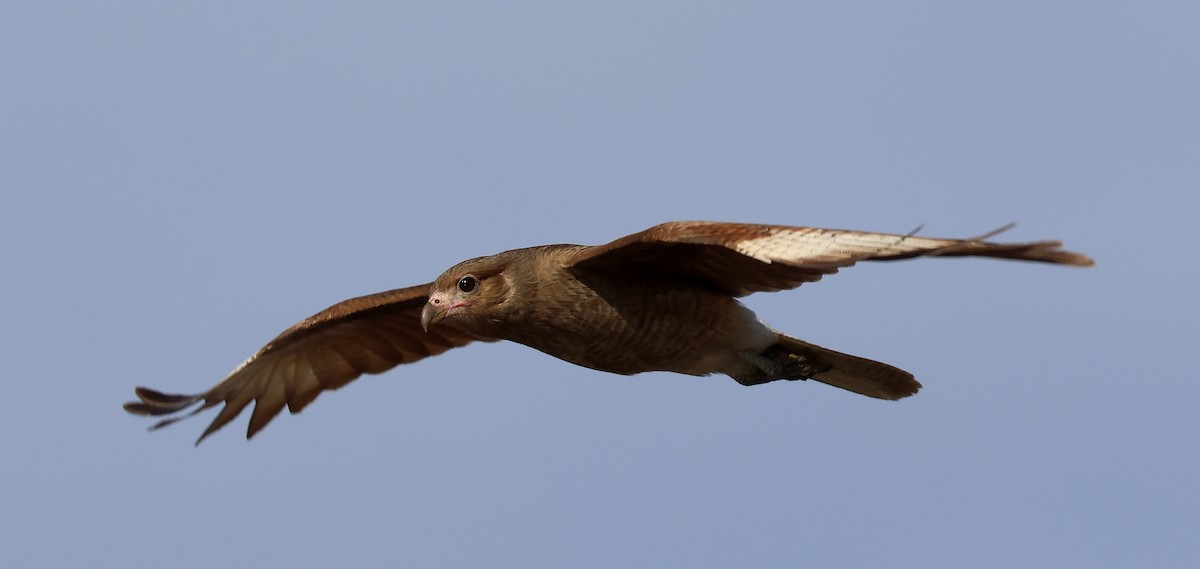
[457,276,478,293]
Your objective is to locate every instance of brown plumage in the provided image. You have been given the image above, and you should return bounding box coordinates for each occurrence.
[124,221,1093,443]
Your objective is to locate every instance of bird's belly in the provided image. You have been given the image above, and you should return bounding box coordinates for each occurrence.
[502,291,777,378]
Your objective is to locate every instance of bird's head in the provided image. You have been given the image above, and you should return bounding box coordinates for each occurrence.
[421,255,511,333]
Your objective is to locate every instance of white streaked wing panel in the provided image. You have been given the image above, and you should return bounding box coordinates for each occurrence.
[733,228,953,264]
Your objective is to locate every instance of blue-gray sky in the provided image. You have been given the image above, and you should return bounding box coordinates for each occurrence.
[3,2,1197,567]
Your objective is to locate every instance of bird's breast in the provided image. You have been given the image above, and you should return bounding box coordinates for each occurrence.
[496,271,774,377]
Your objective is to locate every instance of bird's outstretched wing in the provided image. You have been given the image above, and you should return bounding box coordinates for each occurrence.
[124,284,484,444]
[565,221,1093,296]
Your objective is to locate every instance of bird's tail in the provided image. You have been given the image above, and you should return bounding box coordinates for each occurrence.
[760,334,922,400]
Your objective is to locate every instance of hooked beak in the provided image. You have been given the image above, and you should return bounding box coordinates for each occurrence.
[420,301,444,333]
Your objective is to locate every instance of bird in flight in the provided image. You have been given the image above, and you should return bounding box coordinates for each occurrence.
[125,221,1092,444]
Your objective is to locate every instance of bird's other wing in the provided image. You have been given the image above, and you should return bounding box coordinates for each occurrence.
[123,284,486,444]
[564,221,1093,297]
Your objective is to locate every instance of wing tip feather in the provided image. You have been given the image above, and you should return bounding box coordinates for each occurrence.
[124,387,204,416]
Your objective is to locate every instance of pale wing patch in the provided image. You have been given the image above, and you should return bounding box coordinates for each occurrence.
[733,228,953,265]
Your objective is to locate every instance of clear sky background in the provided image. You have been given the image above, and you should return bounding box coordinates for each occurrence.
[2,2,1197,568]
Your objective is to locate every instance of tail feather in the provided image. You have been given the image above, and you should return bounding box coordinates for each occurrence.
[774,335,921,400]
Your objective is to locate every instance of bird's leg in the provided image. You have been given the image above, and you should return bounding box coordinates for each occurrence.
[747,345,833,381]
[739,350,785,378]
[776,351,832,380]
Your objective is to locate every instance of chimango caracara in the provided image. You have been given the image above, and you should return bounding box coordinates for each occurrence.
[125,221,1093,443]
